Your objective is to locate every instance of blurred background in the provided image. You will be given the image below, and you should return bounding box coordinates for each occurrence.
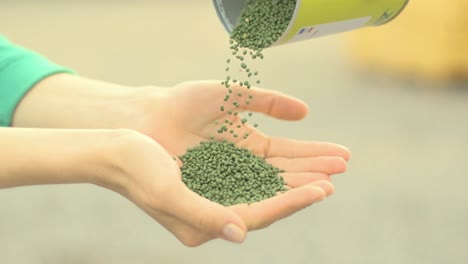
[1,0,467,263]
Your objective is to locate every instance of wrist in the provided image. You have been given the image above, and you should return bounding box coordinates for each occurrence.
[92,129,156,195]
[0,128,131,189]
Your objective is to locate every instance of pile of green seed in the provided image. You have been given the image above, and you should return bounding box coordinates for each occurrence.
[216,0,297,140]
[180,141,287,206]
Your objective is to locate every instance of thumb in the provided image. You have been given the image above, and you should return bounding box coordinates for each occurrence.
[168,186,247,243]
[236,85,309,120]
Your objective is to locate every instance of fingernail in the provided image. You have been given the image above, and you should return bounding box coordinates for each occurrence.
[313,181,335,196]
[222,224,245,243]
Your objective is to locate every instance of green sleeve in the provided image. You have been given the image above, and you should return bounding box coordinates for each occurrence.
[0,35,74,127]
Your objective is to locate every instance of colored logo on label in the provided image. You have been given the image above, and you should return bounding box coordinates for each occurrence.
[374,8,395,25]
[299,27,316,35]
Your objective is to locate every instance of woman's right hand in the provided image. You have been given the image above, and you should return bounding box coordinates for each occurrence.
[104,130,335,247]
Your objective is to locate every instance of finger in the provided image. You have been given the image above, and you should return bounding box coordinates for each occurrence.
[229,181,334,230]
[149,210,214,247]
[181,81,308,120]
[266,137,351,160]
[163,185,247,244]
[281,173,331,188]
[242,87,308,120]
[267,156,347,175]
[200,81,309,120]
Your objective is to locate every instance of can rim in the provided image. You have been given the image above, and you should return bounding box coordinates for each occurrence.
[213,0,233,34]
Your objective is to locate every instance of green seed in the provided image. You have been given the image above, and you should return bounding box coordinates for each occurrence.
[241,118,248,124]
[248,112,253,117]
[237,93,242,97]
[254,123,258,128]
[226,67,229,71]
[180,141,287,206]
[220,106,224,111]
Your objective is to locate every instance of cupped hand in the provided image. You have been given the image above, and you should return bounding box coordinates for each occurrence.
[113,130,336,247]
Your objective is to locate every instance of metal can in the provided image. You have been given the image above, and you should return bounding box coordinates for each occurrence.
[213,0,409,47]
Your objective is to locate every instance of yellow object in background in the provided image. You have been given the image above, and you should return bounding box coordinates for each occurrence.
[347,0,468,82]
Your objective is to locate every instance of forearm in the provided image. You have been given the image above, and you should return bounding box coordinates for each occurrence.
[12,74,149,129]
[0,127,123,189]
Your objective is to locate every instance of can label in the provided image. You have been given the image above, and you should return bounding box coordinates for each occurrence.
[273,0,409,46]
